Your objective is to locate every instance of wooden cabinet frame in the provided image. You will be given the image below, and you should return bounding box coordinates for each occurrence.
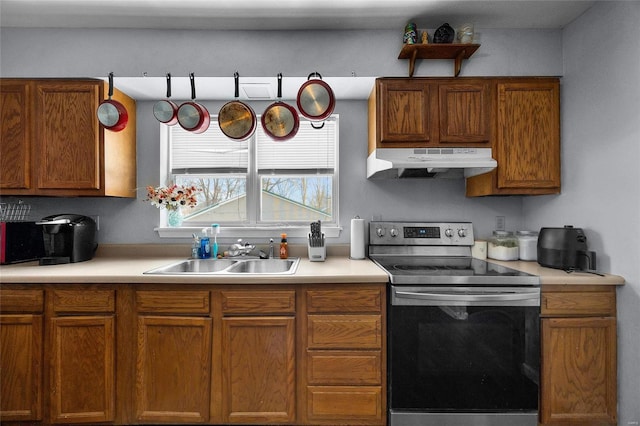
[0,79,136,197]
[1,283,387,426]
[540,285,618,426]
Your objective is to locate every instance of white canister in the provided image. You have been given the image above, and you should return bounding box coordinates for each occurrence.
[488,230,519,261]
[516,231,539,261]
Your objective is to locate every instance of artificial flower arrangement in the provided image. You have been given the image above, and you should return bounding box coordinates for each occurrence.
[144,184,199,210]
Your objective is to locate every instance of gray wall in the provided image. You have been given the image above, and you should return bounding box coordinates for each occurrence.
[523,2,640,423]
[0,27,562,244]
[1,3,638,423]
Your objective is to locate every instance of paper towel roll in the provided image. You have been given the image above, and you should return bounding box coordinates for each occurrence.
[350,217,366,259]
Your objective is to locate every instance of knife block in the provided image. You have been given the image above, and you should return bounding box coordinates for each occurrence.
[307,241,326,262]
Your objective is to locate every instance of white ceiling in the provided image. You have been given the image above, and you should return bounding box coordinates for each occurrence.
[1,0,595,31]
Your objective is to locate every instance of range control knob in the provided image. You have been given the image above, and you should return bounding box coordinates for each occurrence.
[445,228,454,238]
[376,228,386,237]
[458,228,467,238]
[390,228,399,237]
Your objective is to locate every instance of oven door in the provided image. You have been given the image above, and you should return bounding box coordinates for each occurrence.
[389,285,540,426]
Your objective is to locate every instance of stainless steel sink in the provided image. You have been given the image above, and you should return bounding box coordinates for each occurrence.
[226,259,298,274]
[144,257,299,275]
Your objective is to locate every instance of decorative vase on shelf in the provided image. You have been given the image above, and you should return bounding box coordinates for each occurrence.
[167,208,183,227]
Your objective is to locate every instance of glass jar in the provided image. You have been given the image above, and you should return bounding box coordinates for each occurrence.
[488,230,519,261]
[516,230,539,261]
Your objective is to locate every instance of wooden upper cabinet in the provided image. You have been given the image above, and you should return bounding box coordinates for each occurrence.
[376,79,433,146]
[0,82,31,190]
[0,78,136,197]
[34,82,101,191]
[368,77,491,153]
[438,82,491,144]
[466,78,561,196]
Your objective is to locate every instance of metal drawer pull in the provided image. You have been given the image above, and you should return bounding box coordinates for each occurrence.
[395,290,539,302]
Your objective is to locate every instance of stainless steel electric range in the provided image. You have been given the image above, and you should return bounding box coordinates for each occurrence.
[369,222,541,426]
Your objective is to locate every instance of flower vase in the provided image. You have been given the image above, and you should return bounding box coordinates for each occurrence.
[167,209,183,227]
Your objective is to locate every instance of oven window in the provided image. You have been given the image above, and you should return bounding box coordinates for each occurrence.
[389,304,540,411]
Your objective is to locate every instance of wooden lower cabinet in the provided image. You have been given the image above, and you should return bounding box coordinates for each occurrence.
[540,286,618,426]
[302,286,386,425]
[0,284,387,425]
[221,317,296,423]
[134,290,212,423]
[0,313,43,421]
[49,316,115,423]
[219,289,296,424]
[48,289,116,424]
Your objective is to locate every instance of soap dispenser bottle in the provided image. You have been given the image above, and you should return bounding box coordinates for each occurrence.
[200,228,211,259]
[211,224,220,258]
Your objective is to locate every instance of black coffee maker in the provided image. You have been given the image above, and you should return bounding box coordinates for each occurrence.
[37,214,98,265]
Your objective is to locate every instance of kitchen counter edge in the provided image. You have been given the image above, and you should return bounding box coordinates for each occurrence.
[0,245,625,286]
[487,259,625,286]
[0,244,389,284]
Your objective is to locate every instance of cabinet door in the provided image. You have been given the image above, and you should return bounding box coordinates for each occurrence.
[377,80,435,146]
[438,82,491,144]
[136,315,212,423]
[0,81,31,191]
[50,315,115,423]
[540,317,617,426]
[496,81,560,190]
[0,314,43,421]
[34,81,101,191]
[221,316,296,424]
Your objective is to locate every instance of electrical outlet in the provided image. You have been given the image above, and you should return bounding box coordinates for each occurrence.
[627,421,639,425]
[495,216,505,231]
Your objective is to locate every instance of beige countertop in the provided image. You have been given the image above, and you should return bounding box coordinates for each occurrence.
[0,245,625,286]
[0,244,389,285]
[487,259,625,286]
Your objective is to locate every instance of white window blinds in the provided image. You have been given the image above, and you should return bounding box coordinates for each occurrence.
[170,122,248,173]
[257,118,336,172]
[170,116,336,174]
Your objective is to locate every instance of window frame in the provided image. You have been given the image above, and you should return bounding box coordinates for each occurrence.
[155,115,341,239]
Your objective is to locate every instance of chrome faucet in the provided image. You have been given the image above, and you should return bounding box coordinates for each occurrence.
[269,238,274,259]
[228,239,255,257]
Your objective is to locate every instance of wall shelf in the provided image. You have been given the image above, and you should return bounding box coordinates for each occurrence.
[398,43,480,77]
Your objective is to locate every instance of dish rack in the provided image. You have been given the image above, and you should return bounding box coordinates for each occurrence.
[0,201,32,222]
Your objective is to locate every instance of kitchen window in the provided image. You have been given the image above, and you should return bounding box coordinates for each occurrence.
[158,115,339,238]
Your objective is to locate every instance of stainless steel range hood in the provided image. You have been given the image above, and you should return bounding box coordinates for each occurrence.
[367,147,497,179]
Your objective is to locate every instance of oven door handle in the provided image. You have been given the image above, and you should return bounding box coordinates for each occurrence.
[393,289,540,306]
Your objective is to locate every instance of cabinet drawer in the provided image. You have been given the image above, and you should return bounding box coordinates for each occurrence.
[136,290,210,314]
[308,315,381,349]
[307,288,382,313]
[221,290,295,315]
[542,290,616,316]
[0,289,44,313]
[308,351,381,385]
[53,289,115,313]
[307,386,382,422]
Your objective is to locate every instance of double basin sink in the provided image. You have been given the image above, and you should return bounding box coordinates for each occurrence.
[144,257,300,275]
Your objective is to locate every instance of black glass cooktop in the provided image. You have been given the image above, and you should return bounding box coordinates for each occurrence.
[370,256,539,286]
